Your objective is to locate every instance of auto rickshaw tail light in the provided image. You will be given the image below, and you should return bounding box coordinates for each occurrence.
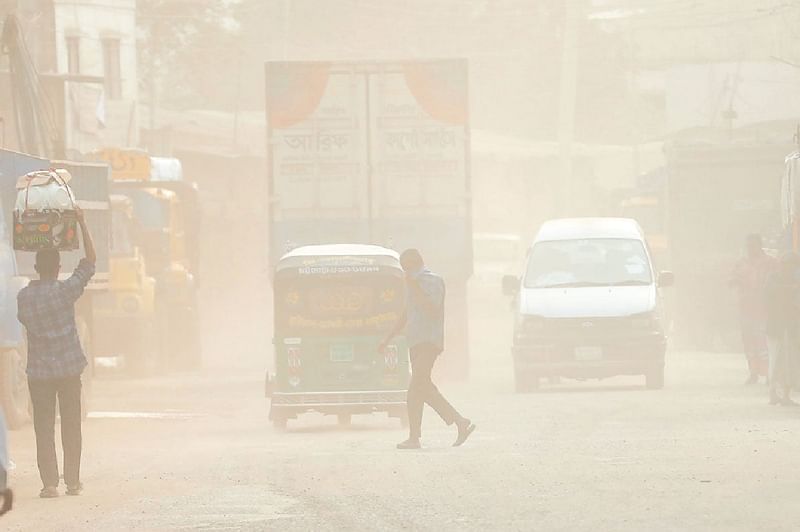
[287,347,302,371]
[384,345,399,371]
[287,347,302,388]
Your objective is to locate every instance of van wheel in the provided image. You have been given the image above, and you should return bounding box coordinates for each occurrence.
[646,366,665,389]
[514,371,539,393]
[337,413,352,426]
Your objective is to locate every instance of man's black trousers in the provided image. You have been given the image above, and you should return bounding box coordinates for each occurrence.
[407,344,461,438]
[28,375,82,488]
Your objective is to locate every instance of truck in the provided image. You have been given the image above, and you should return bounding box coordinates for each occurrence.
[99,153,201,371]
[0,149,110,427]
[663,131,788,350]
[90,194,159,375]
[265,59,473,379]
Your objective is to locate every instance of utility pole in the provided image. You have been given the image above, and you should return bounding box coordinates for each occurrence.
[148,18,159,150]
[557,0,580,216]
[233,50,242,151]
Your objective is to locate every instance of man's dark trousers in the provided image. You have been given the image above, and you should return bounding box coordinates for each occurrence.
[28,375,82,488]
[407,343,461,438]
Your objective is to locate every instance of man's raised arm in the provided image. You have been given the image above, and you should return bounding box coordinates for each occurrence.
[77,207,96,265]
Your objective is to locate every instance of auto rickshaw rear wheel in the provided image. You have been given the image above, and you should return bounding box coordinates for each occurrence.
[272,415,287,430]
[337,413,352,426]
[646,365,665,390]
[399,410,409,429]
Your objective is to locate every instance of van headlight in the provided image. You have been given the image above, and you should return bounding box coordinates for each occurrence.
[630,312,659,330]
[516,315,546,335]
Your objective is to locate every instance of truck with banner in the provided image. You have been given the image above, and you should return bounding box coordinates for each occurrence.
[265,59,472,378]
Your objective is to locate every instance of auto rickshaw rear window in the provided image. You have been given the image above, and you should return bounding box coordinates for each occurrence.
[276,275,404,337]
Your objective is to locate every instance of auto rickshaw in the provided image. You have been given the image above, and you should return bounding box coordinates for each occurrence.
[267,245,410,428]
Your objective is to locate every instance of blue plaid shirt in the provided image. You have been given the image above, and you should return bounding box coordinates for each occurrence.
[17,259,95,380]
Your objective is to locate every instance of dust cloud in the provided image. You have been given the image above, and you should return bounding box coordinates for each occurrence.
[2,1,800,530]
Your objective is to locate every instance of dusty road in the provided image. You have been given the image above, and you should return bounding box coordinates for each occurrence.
[3,295,800,531]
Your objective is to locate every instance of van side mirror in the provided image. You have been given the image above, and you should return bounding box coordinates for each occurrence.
[502,275,520,296]
[658,271,674,288]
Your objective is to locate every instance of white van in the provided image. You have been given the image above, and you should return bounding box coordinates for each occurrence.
[503,218,673,391]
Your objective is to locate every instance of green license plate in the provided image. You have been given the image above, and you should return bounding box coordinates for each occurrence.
[330,344,355,362]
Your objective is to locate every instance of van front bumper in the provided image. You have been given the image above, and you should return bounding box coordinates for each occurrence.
[512,332,666,378]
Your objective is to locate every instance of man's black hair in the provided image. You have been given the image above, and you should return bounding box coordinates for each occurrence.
[35,248,60,276]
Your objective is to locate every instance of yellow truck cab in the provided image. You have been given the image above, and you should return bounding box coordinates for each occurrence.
[92,194,158,374]
[91,149,201,370]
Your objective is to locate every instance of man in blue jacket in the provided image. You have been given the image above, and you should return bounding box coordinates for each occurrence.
[380,249,475,449]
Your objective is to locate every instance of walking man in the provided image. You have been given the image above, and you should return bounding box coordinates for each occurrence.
[17,208,95,498]
[730,234,776,383]
[764,253,800,406]
[380,249,475,449]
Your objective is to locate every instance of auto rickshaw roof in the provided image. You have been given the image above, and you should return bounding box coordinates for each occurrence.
[276,244,402,273]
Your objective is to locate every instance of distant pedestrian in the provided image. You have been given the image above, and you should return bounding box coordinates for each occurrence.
[730,234,776,384]
[17,208,95,498]
[764,253,800,406]
[379,249,475,449]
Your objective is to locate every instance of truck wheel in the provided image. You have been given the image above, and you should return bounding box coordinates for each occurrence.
[0,349,30,429]
[162,305,201,371]
[180,309,202,370]
[126,323,157,377]
[272,415,287,430]
[646,366,665,390]
[514,371,539,393]
[337,413,352,426]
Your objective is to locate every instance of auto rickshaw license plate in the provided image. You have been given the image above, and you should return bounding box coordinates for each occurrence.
[330,344,355,362]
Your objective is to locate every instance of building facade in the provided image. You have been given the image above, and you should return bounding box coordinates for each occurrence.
[0,0,138,157]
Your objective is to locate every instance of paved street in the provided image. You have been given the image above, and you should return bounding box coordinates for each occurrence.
[3,294,800,531]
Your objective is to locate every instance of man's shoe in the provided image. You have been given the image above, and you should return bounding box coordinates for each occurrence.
[66,483,83,496]
[745,375,758,385]
[769,394,781,405]
[780,398,799,407]
[39,487,59,499]
[453,419,476,447]
[396,438,421,450]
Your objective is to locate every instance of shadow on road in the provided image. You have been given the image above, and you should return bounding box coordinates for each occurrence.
[278,423,401,435]
[520,384,651,394]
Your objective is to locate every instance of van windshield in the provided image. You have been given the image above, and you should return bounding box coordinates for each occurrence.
[524,238,652,288]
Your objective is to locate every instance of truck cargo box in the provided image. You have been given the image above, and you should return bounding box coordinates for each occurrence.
[265,59,472,280]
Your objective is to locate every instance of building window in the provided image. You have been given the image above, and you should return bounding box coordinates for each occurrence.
[66,36,80,74]
[102,38,122,99]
